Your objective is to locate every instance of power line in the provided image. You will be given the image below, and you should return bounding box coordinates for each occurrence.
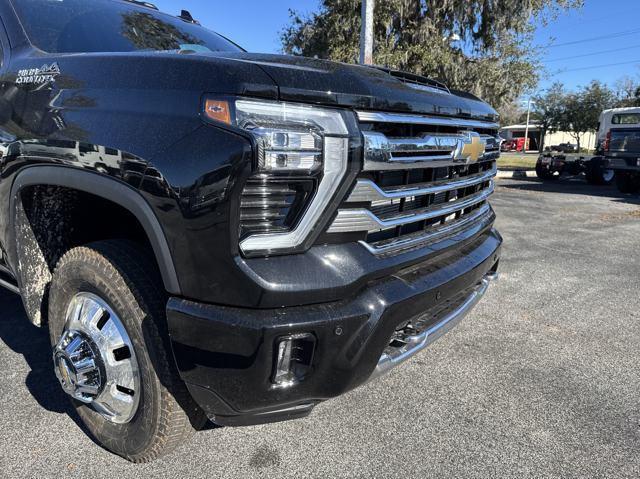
[568,8,640,27]
[553,59,640,74]
[545,44,640,63]
[546,28,640,48]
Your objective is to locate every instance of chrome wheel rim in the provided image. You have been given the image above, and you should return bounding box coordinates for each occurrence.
[603,169,614,183]
[53,293,140,424]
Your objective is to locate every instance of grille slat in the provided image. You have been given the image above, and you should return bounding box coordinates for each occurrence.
[328,183,494,233]
[329,111,499,255]
[368,203,493,255]
[348,163,496,203]
[362,131,500,171]
[239,177,315,237]
[357,111,500,130]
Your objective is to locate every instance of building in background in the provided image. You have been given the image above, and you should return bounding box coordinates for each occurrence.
[500,122,596,152]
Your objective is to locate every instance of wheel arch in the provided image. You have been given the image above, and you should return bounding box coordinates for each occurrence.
[9,166,181,324]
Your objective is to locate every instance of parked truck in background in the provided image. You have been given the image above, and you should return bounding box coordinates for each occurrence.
[535,152,614,185]
[0,0,502,462]
[535,109,619,185]
[600,107,640,193]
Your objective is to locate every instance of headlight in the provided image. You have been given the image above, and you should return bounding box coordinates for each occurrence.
[204,98,352,256]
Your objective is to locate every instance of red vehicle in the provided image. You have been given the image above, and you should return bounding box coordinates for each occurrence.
[500,138,529,152]
[500,139,515,151]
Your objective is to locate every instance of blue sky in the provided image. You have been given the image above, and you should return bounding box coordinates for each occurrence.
[151,0,318,53]
[152,0,640,93]
[534,0,640,92]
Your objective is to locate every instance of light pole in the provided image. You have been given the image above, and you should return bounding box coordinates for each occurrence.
[522,98,534,153]
[359,0,374,65]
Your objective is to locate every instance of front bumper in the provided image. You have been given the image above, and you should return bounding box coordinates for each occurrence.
[167,229,501,427]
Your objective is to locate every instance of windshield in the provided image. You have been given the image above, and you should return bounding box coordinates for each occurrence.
[12,0,243,54]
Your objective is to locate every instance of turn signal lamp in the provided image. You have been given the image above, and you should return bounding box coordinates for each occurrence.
[204,99,231,125]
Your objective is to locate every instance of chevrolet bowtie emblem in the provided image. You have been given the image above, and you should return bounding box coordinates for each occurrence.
[458,132,486,163]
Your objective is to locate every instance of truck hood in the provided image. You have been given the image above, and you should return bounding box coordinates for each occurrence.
[211,52,498,122]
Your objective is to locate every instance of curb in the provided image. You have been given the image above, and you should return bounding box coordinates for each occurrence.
[496,169,536,179]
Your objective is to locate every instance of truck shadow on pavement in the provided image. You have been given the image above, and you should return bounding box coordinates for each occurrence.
[0,288,93,435]
[497,177,640,205]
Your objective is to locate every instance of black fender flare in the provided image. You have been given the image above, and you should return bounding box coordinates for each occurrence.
[9,165,181,295]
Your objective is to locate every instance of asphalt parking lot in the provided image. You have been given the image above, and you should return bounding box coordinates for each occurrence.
[1,176,640,478]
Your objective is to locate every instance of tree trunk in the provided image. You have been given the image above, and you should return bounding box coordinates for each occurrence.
[572,133,581,153]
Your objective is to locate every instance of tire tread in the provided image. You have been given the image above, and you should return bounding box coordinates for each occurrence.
[51,240,206,463]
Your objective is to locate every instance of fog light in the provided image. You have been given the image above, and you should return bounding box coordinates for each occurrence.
[272,333,316,388]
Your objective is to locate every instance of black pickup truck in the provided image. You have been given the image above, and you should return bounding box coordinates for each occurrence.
[0,0,501,462]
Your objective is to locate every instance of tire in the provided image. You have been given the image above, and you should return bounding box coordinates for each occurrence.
[585,160,615,186]
[48,240,206,462]
[536,163,556,180]
[616,172,639,194]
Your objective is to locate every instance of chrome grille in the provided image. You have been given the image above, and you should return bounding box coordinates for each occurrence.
[328,111,500,255]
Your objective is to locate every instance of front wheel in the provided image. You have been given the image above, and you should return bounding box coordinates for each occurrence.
[615,172,639,194]
[585,160,615,185]
[536,163,556,180]
[48,241,205,462]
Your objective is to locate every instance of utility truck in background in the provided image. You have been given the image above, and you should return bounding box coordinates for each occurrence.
[535,152,614,185]
[600,107,640,193]
[535,109,626,186]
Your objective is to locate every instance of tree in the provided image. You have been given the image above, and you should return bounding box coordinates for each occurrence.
[497,100,526,127]
[531,82,566,152]
[560,81,615,152]
[121,12,204,51]
[613,76,640,108]
[281,0,583,109]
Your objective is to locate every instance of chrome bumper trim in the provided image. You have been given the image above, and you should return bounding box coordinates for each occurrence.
[369,272,497,382]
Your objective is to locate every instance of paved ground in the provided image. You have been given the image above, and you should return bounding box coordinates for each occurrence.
[1,176,640,478]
